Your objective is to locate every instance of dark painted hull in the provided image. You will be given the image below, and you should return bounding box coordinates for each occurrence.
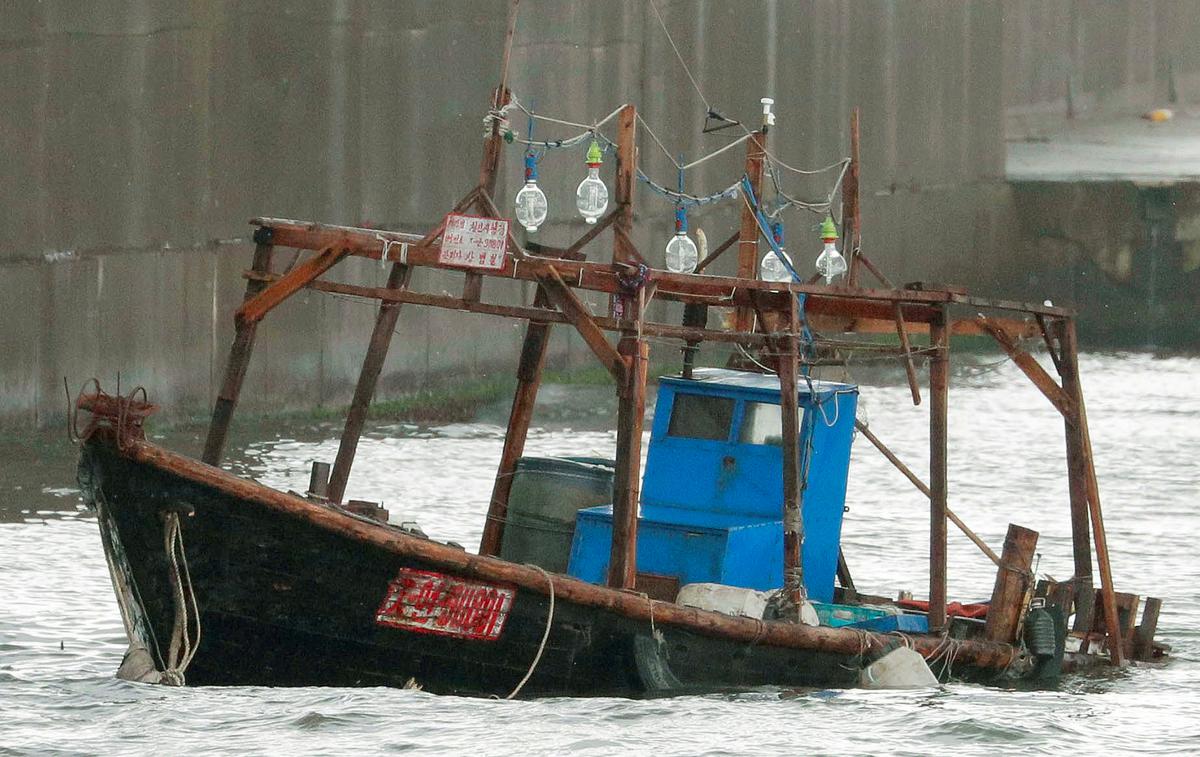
[78,436,1036,697]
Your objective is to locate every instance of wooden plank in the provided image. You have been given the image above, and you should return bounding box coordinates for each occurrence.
[479,319,553,556]
[854,419,1001,565]
[537,266,626,383]
[894,303,922,405]
[928,307,950,630]
[778,300,804,608]
[977,316,1075,417]
[734,131,767,332]
[984,524,1040,642]
[1133,597,1162,661]
[609,336,648,589]
[201,240,275,465]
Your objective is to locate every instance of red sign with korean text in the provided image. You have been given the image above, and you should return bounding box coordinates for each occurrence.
[438,213,510,270]
[374,568,515,641]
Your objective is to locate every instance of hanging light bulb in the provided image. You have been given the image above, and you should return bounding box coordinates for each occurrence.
[664,205,698,273]
[759,221,795,283]
[815,216,847,284]
[576,139,609,224]
[514,151,548,233]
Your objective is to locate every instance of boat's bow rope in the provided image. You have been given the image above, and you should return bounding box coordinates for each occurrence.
[161,511,201,686]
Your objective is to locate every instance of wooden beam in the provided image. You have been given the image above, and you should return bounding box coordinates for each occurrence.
[1055,318,1095,633]
[844,107,863,287]
[984,524,1039,643]
[326,264,413,504]
[928,307,950,630]
[479,318,553,557]
[609,336,647,589]
[253,217,1073,321]
[324,188,480,502]
[854,419,1001,565]
[565,208,617,258]
[734,131,767,332]
[1133,597,1162,661]
[894,303,922,405]
[977,316,1075,418]
[694,230,740,274]
[537,266,626,383]
[1058,318,1125,666]
[778,300,805,609]
[201,239,275,465]
[243,270,790,347]
[236,245,347,324]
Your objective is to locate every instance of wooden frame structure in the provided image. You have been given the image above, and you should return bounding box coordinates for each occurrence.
[196,62,1137,669]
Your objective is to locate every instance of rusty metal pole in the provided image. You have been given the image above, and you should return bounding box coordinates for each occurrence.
[202,232,275,465]
[928,306,950,631]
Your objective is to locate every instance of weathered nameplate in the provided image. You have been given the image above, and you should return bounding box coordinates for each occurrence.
[438,213,509,270]
[375,568,515,641]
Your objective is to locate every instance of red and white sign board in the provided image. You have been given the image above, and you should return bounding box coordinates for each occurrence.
[375,568,515,641]
[438,213,509,270]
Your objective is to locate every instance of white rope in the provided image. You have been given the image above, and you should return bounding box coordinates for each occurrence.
[504,565,555,699]
[161,511,201,686]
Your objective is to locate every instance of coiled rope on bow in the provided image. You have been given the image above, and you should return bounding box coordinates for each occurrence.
[161,511,201,686]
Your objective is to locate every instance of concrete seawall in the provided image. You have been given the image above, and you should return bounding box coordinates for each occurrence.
[3,1,1197,428]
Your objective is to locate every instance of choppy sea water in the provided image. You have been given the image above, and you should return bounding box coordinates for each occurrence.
[1,353,1198,756]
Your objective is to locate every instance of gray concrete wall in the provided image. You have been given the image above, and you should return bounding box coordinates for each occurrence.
[1,1,1193,428]
[1003,0,1200,129]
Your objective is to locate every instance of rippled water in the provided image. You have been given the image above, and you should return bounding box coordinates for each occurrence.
[2,354,1198,755]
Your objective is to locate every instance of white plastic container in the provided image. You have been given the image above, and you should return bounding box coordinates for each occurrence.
[859,646,939,689]
[676,583,771,619]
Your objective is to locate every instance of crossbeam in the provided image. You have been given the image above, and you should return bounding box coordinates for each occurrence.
[250,218,1071,322]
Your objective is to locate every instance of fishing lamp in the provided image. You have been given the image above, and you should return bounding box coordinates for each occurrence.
[815,216,847,284]
[514,150,548,233]
[664,204,698,273]
[759,221,794,283]
[575,140,609,224]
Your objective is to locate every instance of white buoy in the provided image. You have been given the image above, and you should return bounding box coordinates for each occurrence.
[860,646,939,689]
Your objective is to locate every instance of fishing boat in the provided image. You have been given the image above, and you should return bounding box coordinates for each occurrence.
[76,3,1166,697]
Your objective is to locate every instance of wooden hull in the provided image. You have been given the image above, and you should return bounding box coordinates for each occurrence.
[78,435,1047,697]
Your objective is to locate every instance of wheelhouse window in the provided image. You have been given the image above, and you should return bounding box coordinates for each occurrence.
[667,393,734,441]
[739,401,784,446]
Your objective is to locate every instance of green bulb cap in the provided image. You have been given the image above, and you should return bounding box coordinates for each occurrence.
[586,139,603,165]
[819,216,838,240]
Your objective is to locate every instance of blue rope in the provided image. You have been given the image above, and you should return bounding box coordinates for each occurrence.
[739,175,814,368]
